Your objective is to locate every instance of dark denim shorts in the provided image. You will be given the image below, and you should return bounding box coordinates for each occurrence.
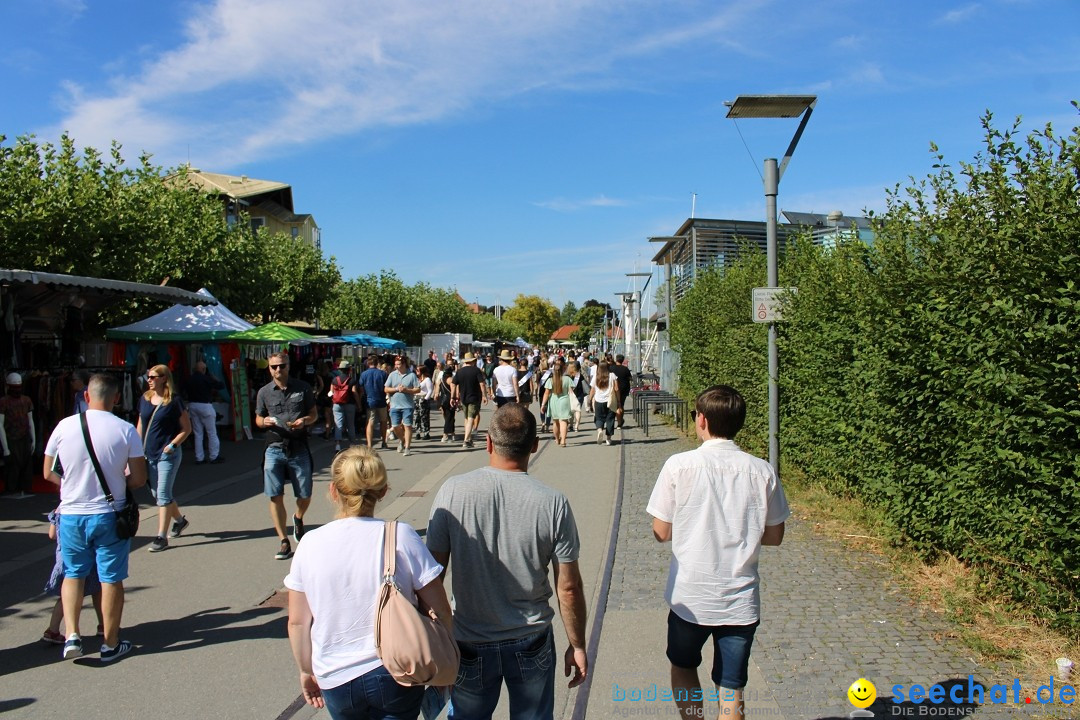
[666,610,758,690]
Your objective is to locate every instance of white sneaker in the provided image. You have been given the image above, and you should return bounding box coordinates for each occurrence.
[335,443,342,452]
[402,448,412,457]
[596,429,603,445]
[397,443,404,454]
[605,437,612,446]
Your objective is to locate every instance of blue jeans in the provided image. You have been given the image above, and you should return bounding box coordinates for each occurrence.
[148,447,182,506]
[449,626,555,720]
[333,403,358,443]
[322,664,424,720]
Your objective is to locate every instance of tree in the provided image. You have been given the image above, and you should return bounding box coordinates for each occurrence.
[257,230,341,323]
[559,300,578,326]
[0,133,339,326]
[502,294,560,344]
[467,312,525,341]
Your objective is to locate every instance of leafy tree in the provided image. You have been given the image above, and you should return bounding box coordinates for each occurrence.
[467,312,525,341]
[0,133,339,325]
[559,300,578,326]
[503,294,560,344]
[257,230,341,323]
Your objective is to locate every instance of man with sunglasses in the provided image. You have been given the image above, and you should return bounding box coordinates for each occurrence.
[255,351,317,560]
[647,385,789,720]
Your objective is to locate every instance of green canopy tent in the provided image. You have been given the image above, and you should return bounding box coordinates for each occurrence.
[226,323,316,343]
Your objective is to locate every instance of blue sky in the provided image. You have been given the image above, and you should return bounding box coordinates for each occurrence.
[2,0,1078,314]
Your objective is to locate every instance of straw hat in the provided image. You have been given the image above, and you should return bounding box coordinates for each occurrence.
[463,352,477,363]
[498,350,514,361]
[338,359,351,369]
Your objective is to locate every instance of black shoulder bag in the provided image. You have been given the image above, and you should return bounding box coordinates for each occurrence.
[80,412,140,540]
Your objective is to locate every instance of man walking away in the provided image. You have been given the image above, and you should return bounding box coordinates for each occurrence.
[427,404,588,719]
[255,351,317,560]
[453,352,488,448]
[43,373,147,661]
[186,361,225,464]
[647,385,789,720]
[491,350,520,407]
[359,356,389,449]
[609,354,633,443]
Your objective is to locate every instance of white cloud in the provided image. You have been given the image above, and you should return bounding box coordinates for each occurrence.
[42,0,760,167]
[938,3,981,24]
[533,195,629,212]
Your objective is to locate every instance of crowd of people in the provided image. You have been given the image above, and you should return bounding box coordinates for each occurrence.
[29,343,789,720]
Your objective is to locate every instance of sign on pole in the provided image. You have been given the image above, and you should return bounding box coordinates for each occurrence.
[752,287,797,323]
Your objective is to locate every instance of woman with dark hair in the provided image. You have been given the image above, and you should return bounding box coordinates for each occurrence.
[433,364,456,443]
[516,359,534,409]
[587,361,619,445]
[138,364,192,552]
[315,360,335,438]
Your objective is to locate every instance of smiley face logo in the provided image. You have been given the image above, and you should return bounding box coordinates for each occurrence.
[848,678,876,709]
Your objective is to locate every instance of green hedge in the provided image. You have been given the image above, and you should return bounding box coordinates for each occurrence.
[670,109,1080,635]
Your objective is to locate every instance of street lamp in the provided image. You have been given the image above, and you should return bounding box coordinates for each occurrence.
[725,94,817,477]
[626,272,652,375]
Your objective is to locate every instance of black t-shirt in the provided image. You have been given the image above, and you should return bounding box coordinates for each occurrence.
[611,364,632,399]
[454,365,485,405]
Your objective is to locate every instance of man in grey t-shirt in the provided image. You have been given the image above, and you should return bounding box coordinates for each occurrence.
[427,403,587,719]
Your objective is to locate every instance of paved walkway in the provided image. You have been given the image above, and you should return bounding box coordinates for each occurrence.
[0,409,1042,719]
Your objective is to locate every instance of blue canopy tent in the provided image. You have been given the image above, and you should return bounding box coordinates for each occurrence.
[338,333,406,350]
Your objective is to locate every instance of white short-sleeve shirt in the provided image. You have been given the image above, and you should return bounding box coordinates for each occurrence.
[646,438,790,626]
[283,518,443,690]
[45,410,143,515]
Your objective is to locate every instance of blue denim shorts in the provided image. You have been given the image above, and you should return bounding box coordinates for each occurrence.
[389,406,414,427]
[666,611,758,690]
[148,446,182,506]
[263,445,313,499]
[58,513,130,584]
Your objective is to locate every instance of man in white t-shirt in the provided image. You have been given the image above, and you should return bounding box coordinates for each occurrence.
[43,373,147,662]
[646,384,789,720]
[492,350,520,407]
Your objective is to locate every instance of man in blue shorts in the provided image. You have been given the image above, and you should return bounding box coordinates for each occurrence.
[255,351,317,560]
[647,385,789,720]
[384,356,420,456]
[359,355,389,449]
[43,373,147,662]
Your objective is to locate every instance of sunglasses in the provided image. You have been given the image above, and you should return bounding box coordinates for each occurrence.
[269,364,288,370]
[147,375,162,380]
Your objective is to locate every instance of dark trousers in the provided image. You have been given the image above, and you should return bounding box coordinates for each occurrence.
[441,406,456,436]
[3,440,33,493]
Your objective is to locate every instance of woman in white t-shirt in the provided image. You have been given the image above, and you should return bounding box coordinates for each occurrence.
[587,361,619,445]
[285,447,452,719]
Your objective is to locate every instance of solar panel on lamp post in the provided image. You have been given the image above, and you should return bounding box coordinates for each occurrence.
[724,94,817,478]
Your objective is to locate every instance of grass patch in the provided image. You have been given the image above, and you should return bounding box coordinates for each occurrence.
[782,468,1080,686]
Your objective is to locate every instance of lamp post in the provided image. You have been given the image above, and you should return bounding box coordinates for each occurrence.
[614,292,633,361]
[724,94,817,478]
[626,272,652,375]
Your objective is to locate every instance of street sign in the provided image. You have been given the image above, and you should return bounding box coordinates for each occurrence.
[752,287,797,323]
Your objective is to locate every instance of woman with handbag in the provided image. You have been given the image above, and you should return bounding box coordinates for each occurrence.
[286,447,453,719]
[137,365,192,553]
[540,356,572,447]
[587,361,619,445]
